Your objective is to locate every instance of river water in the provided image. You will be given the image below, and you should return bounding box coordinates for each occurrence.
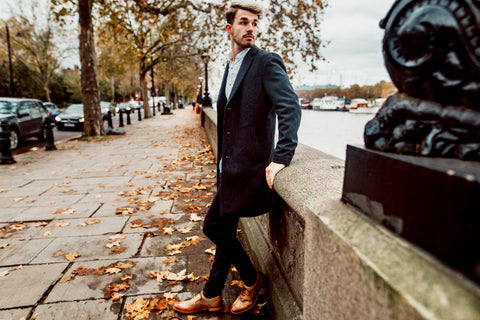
[297,109,377,160]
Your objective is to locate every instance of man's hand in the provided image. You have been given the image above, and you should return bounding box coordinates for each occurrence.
[265,162,286,189]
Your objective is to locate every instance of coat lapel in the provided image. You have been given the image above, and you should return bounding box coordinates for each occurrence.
[217,64,229,111]
[227,46,259,105]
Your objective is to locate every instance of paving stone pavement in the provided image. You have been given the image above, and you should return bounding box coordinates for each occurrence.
[0,109,269,320]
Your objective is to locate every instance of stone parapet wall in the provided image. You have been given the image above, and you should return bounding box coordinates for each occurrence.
[201,108,480,320]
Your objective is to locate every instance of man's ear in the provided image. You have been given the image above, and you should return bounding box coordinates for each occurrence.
[226,24,232,35]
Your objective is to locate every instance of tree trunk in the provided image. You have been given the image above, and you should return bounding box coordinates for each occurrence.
[43,80,51,102]
[139,67,152,118]
[79,0,105,137]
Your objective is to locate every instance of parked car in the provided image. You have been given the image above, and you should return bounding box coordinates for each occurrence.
[55,104,85,131]
[100,101,116,117]
[117,102,133,113]
[0,97,49,150]
[43,102,60,121]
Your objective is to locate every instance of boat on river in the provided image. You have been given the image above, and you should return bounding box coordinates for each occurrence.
[349,98,380,114]
[311,95,345,111]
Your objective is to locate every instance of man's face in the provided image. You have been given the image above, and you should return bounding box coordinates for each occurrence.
[226,9,258,49]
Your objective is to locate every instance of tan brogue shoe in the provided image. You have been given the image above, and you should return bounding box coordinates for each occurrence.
[173,291,224,314]
[231,272,265,314]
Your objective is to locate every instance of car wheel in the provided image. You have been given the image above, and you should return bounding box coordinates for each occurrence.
[37,123,46,142]
[10,129,19,150]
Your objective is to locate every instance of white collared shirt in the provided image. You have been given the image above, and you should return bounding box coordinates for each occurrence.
[225,48,251,99]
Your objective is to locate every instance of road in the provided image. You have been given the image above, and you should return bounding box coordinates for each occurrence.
[12,107,161,155]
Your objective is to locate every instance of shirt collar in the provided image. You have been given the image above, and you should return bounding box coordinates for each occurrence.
[227,48,251,64]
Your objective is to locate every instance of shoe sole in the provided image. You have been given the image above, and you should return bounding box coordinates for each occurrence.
[173,305,224,314]
[231,276,266,315]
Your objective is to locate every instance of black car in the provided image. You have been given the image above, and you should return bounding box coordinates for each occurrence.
[55,104,84,131]
[43,102,60,121]
[0,97,49,150]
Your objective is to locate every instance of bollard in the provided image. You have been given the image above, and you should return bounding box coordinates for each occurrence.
[152,104,156,116]
[126,110,131,125]
[138,107,142,121]
[107,110,114,129]
[0,120,15,164]
[119,110,124,127]
[44,118,56,151]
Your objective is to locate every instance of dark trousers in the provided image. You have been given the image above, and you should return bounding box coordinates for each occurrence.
[202,177,258,297]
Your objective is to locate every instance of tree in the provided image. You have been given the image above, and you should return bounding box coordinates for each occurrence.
[78,0,104,136]
[97,0,202,118]
[51,0,104,136]
[135,0,328,73]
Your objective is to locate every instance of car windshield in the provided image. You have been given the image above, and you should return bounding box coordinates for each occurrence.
[66,104,84,113]
[0,101,17,114]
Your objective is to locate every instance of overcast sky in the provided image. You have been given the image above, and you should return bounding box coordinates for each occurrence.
[293,0,395,88]
[1,0,396,88]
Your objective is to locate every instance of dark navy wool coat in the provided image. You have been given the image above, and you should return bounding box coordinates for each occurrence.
[216,45,301,217]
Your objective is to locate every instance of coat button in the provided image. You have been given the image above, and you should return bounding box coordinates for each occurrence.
[225,155,231,159]
[226,131,231,135]
[227,107,232,111]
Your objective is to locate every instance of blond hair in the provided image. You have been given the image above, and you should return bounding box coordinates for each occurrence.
[226,0,263,24]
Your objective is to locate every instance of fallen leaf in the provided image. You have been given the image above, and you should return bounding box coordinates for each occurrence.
[205,247,216,255]
[105,267,122,274]
[130,220,144,228]
[111,247,125,254]
[56,222,71,228]
[0,242,9,249]
[43,231,52,237]
[163,292,177,300]
[85,219,100,225]
[73,266,95,276]
[64,252,81,261]
[189,213,203,222]
[116,207,135,216]
[54,251,64,257]
[0,271,9,277]
[51,207,76,215]
[33,222,49,227]
[177,227,192,234]
[109,234,127,240]
[161,227,175,235]
[106,241,121,249]
[162,258,180,265]
[116,261,135,269]
[60,275,76,283]
[121,274,133,281]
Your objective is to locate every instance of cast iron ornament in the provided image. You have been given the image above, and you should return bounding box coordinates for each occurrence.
[365,0,480,160]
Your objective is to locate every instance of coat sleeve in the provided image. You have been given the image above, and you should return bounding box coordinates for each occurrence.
[262,53,302,166]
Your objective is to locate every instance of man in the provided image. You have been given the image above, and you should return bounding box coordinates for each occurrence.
[174,0,301,315]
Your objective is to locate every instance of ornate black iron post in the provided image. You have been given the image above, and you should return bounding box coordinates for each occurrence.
[126,109,131,125]
[44,118,56,151]
[0,120,15,164]
[119,110,124,127]
[201,51,212,107]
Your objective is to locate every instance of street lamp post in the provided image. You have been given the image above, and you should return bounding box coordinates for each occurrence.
[201,51,212,107]
[197,76,203,105]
